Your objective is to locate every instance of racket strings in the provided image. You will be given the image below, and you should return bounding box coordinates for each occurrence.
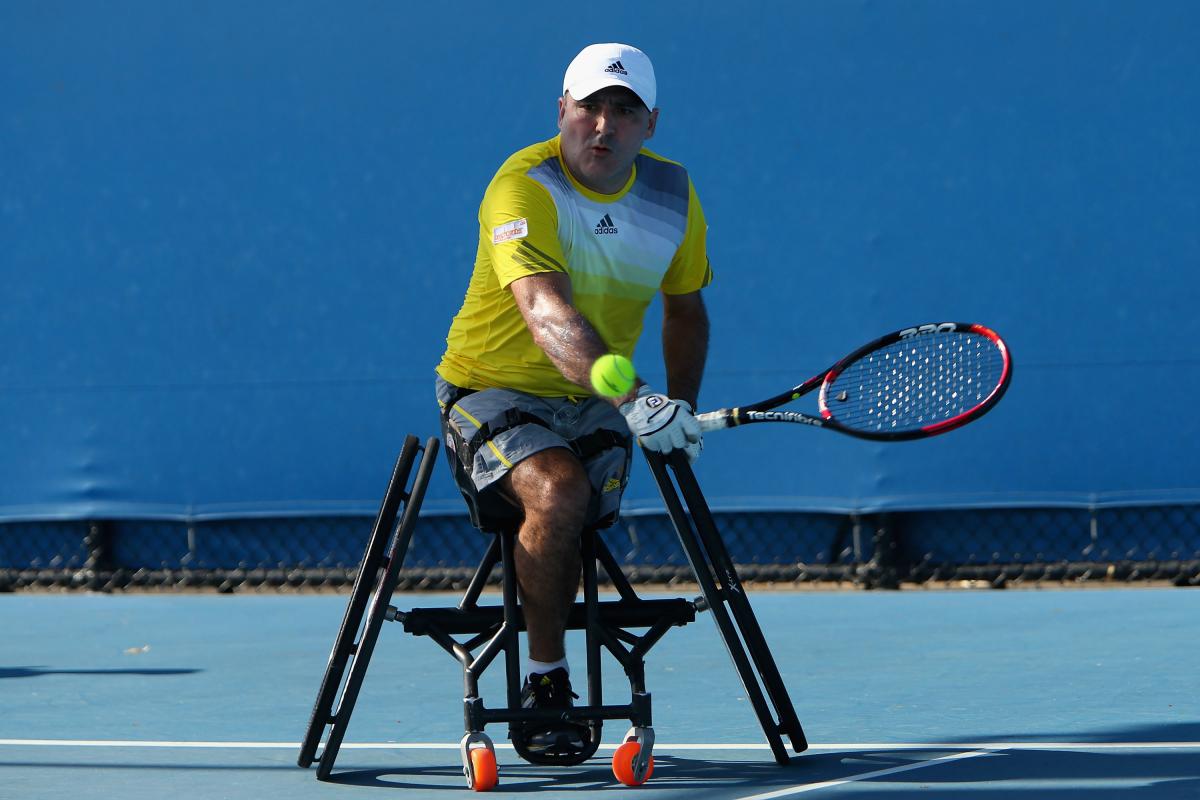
[825,333,1005,433]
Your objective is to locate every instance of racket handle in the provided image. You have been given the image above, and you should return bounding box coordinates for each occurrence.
[695,410,732,432]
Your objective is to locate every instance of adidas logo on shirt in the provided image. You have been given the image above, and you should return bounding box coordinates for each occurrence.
[604,60,628,76]
[594,214,618,235]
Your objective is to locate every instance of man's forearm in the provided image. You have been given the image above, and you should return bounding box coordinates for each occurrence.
[662,299,709,409]
[511,273,641,404]
[522,294,608,389]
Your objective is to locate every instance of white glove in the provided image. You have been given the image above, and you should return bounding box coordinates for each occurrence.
[619,386,703,463]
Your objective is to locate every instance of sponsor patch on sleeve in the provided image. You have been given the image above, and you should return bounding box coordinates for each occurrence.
[492,218,529,245]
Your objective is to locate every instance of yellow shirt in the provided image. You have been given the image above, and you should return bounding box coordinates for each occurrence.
[437,136,712,396]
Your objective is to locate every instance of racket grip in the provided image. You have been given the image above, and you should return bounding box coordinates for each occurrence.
[695,411,731,432]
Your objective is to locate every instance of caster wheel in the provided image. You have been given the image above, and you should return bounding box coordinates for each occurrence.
[466,746,498,791]
[612,740,654,786]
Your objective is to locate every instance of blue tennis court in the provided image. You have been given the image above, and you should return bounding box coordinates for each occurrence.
[5,3,1200,798]
[4,587,1197,797]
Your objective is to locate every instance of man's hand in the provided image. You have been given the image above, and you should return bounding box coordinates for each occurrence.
[619,386,703,463]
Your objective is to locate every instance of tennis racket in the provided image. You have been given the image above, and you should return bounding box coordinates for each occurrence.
[695,322,1012,441]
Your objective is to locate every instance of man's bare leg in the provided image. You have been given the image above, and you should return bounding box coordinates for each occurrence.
[501,447,590,662]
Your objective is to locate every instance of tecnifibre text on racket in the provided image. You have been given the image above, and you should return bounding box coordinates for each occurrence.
[695,322,1012,441]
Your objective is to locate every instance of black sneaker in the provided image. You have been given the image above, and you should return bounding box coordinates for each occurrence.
[512,668,593,764]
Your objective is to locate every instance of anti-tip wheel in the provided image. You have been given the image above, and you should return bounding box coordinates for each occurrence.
[466,746,498,791]
[461,733,498,792]
[612,741,654,786]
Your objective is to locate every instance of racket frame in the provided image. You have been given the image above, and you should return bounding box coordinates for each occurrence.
[695,322,1012,441]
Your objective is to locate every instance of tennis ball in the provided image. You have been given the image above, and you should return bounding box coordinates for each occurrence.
[590,354,636,397]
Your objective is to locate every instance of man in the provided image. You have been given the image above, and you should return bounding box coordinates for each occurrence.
[435,42,711,761]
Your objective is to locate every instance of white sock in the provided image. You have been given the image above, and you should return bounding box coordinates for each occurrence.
[526,657,570,678]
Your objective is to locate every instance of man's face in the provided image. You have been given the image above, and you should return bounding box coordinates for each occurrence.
[557,86,658,195]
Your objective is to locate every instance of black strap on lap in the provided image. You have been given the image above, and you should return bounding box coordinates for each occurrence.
[571,428,630,460]
[468,407,551,460]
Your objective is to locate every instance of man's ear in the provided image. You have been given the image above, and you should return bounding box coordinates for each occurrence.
[645,107,659,140]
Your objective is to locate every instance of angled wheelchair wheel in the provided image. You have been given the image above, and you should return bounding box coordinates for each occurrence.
[298,436,439,778]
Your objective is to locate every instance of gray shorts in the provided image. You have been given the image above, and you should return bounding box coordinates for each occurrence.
[436,376,633,530]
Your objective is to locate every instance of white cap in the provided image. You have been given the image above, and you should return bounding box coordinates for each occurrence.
[563,43,656,110]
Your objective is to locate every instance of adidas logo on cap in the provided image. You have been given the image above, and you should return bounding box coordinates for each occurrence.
[594,214,618,235]
[563,44,656,112]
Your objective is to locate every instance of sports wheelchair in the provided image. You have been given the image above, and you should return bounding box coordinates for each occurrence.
[297,434,806,790]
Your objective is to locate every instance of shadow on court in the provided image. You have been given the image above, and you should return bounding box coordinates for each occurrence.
[0,666,202,679]
[328,755,818,794]
[823,720,1200,799]
[5,747,1197,797]
[325,745,1200,796]
[328,721,1200,795]
[858,751,1200,798]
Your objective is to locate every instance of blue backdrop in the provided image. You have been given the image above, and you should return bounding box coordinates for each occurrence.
[3,1,1198,522]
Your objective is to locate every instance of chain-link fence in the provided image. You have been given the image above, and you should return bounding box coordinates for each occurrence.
[3,506,1198,591]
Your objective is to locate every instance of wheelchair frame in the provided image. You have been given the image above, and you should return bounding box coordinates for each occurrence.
[297,434,806,789]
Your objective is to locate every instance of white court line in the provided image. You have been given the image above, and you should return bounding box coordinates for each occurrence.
[2,739,1200,750]
[734,749,996,799]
